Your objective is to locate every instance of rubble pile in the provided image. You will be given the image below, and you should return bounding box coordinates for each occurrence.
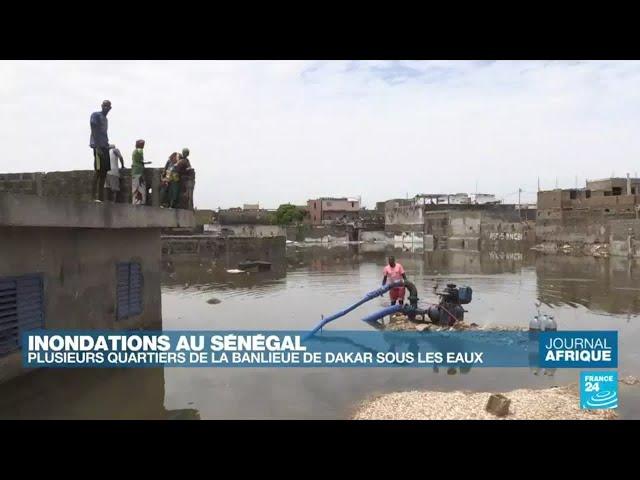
[382,313,524,332]
[353,386,618,420]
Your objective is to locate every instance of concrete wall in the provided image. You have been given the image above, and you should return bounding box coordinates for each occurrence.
[536,219,609,244]
[1,192,195,229]
[360,230,390,242]
[608,219,640,257]
[0,227,162,384]
[162,235,286,268]
[0,169,196,209]
[203,223,285,238]
[385,205,423,233]
[218,209,273,225]
[285,224,349,242]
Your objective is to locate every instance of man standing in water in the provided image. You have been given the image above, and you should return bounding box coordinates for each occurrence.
[382,255,407,306]
[90,100,112,202]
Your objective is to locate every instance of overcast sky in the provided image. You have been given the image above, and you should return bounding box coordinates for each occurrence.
[2,60,639,209]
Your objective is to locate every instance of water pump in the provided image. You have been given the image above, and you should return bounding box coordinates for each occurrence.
[423,283,473,326]
[307,279,473,338]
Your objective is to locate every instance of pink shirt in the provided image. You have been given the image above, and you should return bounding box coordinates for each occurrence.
[383,263,405,283]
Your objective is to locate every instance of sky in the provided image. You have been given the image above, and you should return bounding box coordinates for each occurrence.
[2,60,640,209]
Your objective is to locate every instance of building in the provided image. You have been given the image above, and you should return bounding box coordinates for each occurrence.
[216,207,272,225]
[384,191,534,249]
[306,197,361,225]
[536,176,640,247]
[471,193,499,204]
[0,171,195,384]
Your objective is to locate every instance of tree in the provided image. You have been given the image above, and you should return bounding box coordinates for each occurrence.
[272,204,305,225]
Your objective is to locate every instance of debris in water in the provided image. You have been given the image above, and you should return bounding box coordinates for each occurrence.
[226,269,245,274]
[206,298,221,305]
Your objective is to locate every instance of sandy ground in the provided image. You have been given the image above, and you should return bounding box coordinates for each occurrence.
[352,385,618,420]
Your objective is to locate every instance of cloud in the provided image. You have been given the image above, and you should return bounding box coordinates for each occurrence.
[1,60,640,208]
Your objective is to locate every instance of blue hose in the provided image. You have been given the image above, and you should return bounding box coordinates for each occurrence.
[305,280,404,339]
[361,304,403,324]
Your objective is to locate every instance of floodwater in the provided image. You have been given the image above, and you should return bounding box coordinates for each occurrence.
[1,244,639,419]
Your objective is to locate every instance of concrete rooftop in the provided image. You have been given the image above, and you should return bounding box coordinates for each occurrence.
[0,192,195,229]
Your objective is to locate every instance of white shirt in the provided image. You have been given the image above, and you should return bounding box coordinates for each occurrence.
[108,147,123,174]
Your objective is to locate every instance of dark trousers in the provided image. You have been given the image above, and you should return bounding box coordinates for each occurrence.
[168,181,181,208]
[92,147,109,201]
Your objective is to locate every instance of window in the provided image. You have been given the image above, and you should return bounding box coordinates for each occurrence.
[569,190,577,199]
[612,187,622,196]
[0,274,44,358]
[585,190,591,198]
[632,188,636,195]
[326,201,332,207]
[116,262,143,320]
[351,202,354,207]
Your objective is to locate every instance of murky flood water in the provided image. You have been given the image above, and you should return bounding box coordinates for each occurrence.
[1,244,639,419]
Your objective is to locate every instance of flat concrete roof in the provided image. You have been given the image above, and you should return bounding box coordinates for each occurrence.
[0,192,195,229]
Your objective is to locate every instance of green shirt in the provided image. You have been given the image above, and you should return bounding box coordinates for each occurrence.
[131,148,145,176]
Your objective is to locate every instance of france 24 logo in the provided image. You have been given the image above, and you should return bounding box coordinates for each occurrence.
[580,371,618,410]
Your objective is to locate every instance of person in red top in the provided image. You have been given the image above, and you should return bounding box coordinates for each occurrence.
[382,256,407,305]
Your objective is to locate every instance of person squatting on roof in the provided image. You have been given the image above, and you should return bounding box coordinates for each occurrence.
[89,100,111,202]
[105,144,124,202]
[131,139,151,205]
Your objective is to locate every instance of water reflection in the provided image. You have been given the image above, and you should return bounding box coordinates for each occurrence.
[536,255,640,315]
[0,367,200,420]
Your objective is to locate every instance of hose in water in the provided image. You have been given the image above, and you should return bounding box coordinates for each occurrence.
[361,304,403,324]
[305,280,404,338]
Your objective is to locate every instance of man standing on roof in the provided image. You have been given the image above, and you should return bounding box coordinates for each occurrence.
[382,255,407,306]
[90,100,112,202]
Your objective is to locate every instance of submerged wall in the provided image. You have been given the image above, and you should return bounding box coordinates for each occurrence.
[162,235,286,269]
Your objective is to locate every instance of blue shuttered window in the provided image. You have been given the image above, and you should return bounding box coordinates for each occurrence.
[0,274,44,358]
[116,262,143,320]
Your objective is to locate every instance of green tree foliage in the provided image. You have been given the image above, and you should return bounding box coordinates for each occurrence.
[272,204,305,225]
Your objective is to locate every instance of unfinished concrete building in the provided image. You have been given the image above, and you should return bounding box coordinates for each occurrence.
[384,194,535,249]
[536,177,640,253]
[0,170,195,384]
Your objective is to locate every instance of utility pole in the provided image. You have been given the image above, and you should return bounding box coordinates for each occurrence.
[537,177,540,192]
[518,188,522,209]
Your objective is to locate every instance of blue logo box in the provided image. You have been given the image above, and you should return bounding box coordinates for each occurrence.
[580,371,618,409]
[539,331,617,368]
